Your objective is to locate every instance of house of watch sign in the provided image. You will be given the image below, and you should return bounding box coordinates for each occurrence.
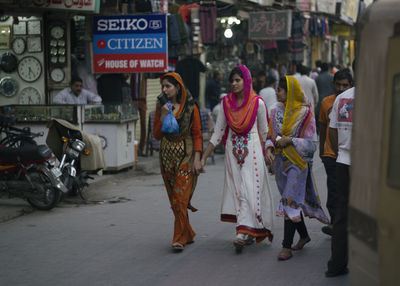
[93,14,167,73]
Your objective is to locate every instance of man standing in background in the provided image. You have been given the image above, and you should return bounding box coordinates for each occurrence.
[205,70,222,110]
[319,69,353,236]
[315,62,335,132]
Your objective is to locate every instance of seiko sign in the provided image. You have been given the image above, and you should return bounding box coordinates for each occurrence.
[97,18,162,32]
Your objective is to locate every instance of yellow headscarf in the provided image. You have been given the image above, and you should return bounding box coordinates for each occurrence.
[279,76,313,170]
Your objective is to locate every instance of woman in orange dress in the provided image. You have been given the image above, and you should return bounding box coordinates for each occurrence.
[153,72,203,251]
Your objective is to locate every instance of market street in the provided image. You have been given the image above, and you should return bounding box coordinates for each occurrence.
[0,154,348,286]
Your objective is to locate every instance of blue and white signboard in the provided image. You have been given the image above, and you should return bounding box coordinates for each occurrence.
[93,14,168,73]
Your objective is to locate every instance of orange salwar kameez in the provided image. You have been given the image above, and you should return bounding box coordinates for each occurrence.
[153,74,203,246]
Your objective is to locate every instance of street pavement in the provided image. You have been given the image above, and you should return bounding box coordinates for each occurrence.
[0,152,348,286]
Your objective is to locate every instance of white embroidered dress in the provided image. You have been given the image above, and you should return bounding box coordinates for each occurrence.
[210,98,273,241]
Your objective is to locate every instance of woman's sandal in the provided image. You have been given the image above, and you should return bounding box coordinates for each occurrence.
[277,248,293,261]
[172,242,184,251]
[292,237,311,251]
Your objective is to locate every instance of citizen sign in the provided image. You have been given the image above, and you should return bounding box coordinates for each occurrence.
[97,18,162,31]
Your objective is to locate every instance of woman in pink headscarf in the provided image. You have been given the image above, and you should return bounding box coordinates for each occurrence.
[201,65,274,251]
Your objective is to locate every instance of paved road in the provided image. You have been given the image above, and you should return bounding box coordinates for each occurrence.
[0,154,348,286]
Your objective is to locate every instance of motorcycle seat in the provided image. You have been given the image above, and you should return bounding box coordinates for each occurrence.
[0,144,52,163]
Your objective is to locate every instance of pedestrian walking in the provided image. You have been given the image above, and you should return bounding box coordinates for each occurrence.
[153,72,203,251]
[319,70,353,236]
[325,84,355,277]
[315,63,335,132]
[294,65,319,113]
[265,76,329,261]
[200,65,274,251]
[259,75,278,116]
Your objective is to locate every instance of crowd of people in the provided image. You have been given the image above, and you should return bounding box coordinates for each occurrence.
[153,60,354,279]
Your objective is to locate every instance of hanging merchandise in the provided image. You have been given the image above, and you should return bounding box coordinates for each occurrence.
[199,2,217,44]
[190,6,202,55]
[289,13,305,62]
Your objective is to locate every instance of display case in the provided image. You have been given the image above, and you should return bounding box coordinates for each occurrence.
[84,103,138,122]
[0,104,78,123]
[82,103,138,171]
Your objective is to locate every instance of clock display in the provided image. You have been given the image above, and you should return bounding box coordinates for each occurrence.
[50,67,65,83]
[27,20,41,35]
[12,37,26,55]
[17,56,42,82]
[0,77,18,97]
[50,26,64,39]
[19,87,41,104]
[27,36,42,53]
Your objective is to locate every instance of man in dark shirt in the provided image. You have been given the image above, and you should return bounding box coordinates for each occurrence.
[205,70,222,110]
[175,55,207,100]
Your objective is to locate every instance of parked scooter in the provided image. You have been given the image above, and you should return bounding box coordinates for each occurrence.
[46,119,105,201]
[0,115,68,210]
[57,129,92,200]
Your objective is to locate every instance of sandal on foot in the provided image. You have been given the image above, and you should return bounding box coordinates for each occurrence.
[292,237,311,251]
[172,243,184,251]
[244,235,255,245]
[277,248,293,261]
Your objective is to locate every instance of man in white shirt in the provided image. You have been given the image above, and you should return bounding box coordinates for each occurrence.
[53,76,102,104]
[294,64,319,112]
[259,75,277,116]
[325,86,355,278]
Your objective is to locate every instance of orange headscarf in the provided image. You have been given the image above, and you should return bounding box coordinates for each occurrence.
[222,65,261,136]
[160,72,188,119]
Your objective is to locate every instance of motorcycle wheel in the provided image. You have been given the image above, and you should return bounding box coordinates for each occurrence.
[27,171,61,210]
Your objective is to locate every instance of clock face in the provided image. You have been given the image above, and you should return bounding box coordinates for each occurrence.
[19,87,41,104]
[17,56,42,82]
[50,26,64,39]
[13,22,26,35]
[0,77,18,97]
[50,67,64,83]
[27,20,41,35]
[27,36,42,53]
[0,52,18,73]
[12,37,26,55]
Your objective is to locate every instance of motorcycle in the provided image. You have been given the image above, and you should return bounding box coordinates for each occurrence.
[0,115,68,210]
[46,119,105,201]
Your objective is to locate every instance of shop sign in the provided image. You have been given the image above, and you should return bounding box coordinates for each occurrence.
[331,24,352,37]
[92,14,167,73]
[249,10,292,40]
[317,0,336,15]
[27,0,100,13]
[340,0,359,25]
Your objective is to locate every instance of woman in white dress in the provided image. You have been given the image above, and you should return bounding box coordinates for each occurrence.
[201,65,274,251]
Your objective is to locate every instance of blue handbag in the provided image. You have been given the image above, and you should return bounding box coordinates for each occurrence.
[161,102,179,134]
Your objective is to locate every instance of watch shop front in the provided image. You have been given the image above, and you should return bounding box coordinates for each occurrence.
[0,1,139,171]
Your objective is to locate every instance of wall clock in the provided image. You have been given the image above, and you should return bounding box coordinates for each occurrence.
[19,86,41,104]
[27,20,41,35]
[0,76,18,97]
[27,36,42,53]
[0,52,18,73]
[12,21,26,35]
[50,25,65,39]
[11,37,26,55]
[50,67,64,83]
[17,56,42,82]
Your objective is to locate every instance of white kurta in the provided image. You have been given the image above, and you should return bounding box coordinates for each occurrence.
[210,98,273,238]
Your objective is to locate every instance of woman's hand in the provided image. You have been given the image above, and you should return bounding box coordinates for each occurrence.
[265,147,275,175]
[199,157,206,173]
[265,147,275,165]
[276,135,292,148]
[159,103,170,122]
[192,158,203,175]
